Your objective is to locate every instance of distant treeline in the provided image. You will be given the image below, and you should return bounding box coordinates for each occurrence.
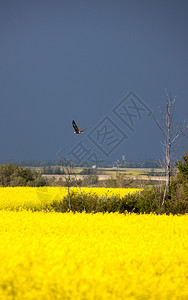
[0,160,160,168]
[0,160,58,167]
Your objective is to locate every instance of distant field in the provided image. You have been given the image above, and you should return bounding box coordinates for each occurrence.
[25,166,166,182]
[43,173,166,182]
[74,167,165,175]
[100,167,164,176]
[27,166,165,176]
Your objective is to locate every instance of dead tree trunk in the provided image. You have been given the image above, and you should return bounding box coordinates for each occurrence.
[154,91,185,205]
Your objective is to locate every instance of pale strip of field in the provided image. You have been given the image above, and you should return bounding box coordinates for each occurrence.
[43,174,166,181]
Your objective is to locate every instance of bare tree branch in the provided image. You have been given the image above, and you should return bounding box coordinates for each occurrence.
[154,91,187,205]
[180,126,188,139]
[153,114,168,139]
[56,148,86,212]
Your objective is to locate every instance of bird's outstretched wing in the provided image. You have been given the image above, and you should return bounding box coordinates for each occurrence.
[72,120,79,133]
[79,128,87,133]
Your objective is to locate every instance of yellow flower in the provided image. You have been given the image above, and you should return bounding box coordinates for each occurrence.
[0,211,187,299]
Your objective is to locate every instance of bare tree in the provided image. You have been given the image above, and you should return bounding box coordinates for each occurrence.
[58,155,73,211]
[154,90,187,205]
[57,150,86,211]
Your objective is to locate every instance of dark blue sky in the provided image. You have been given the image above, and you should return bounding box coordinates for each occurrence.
[0,0,187,163]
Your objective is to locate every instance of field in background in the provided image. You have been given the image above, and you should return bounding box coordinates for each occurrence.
[22,166,167,185]
[43,173,166,181]
[28,165,165,176]
[96,167,164,175]
[0,211,187,299]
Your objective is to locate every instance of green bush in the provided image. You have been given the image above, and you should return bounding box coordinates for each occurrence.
[82,175,99,186]
[47,190,151,214]
[46,183,188,215]
[0,164,46,187]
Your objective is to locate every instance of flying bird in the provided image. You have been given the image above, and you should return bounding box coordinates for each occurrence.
[72,120,87,134]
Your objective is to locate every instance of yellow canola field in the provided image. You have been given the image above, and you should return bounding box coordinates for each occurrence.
[0,211,188,299]
[0,187,142,210]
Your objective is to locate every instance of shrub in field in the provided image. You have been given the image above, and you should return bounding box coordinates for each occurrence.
[175,153,188,202]
[50,190,144,214]
[49,186,188,215]
[106,174,135,188]
[176,153,188,181]
[82,174,99,186]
